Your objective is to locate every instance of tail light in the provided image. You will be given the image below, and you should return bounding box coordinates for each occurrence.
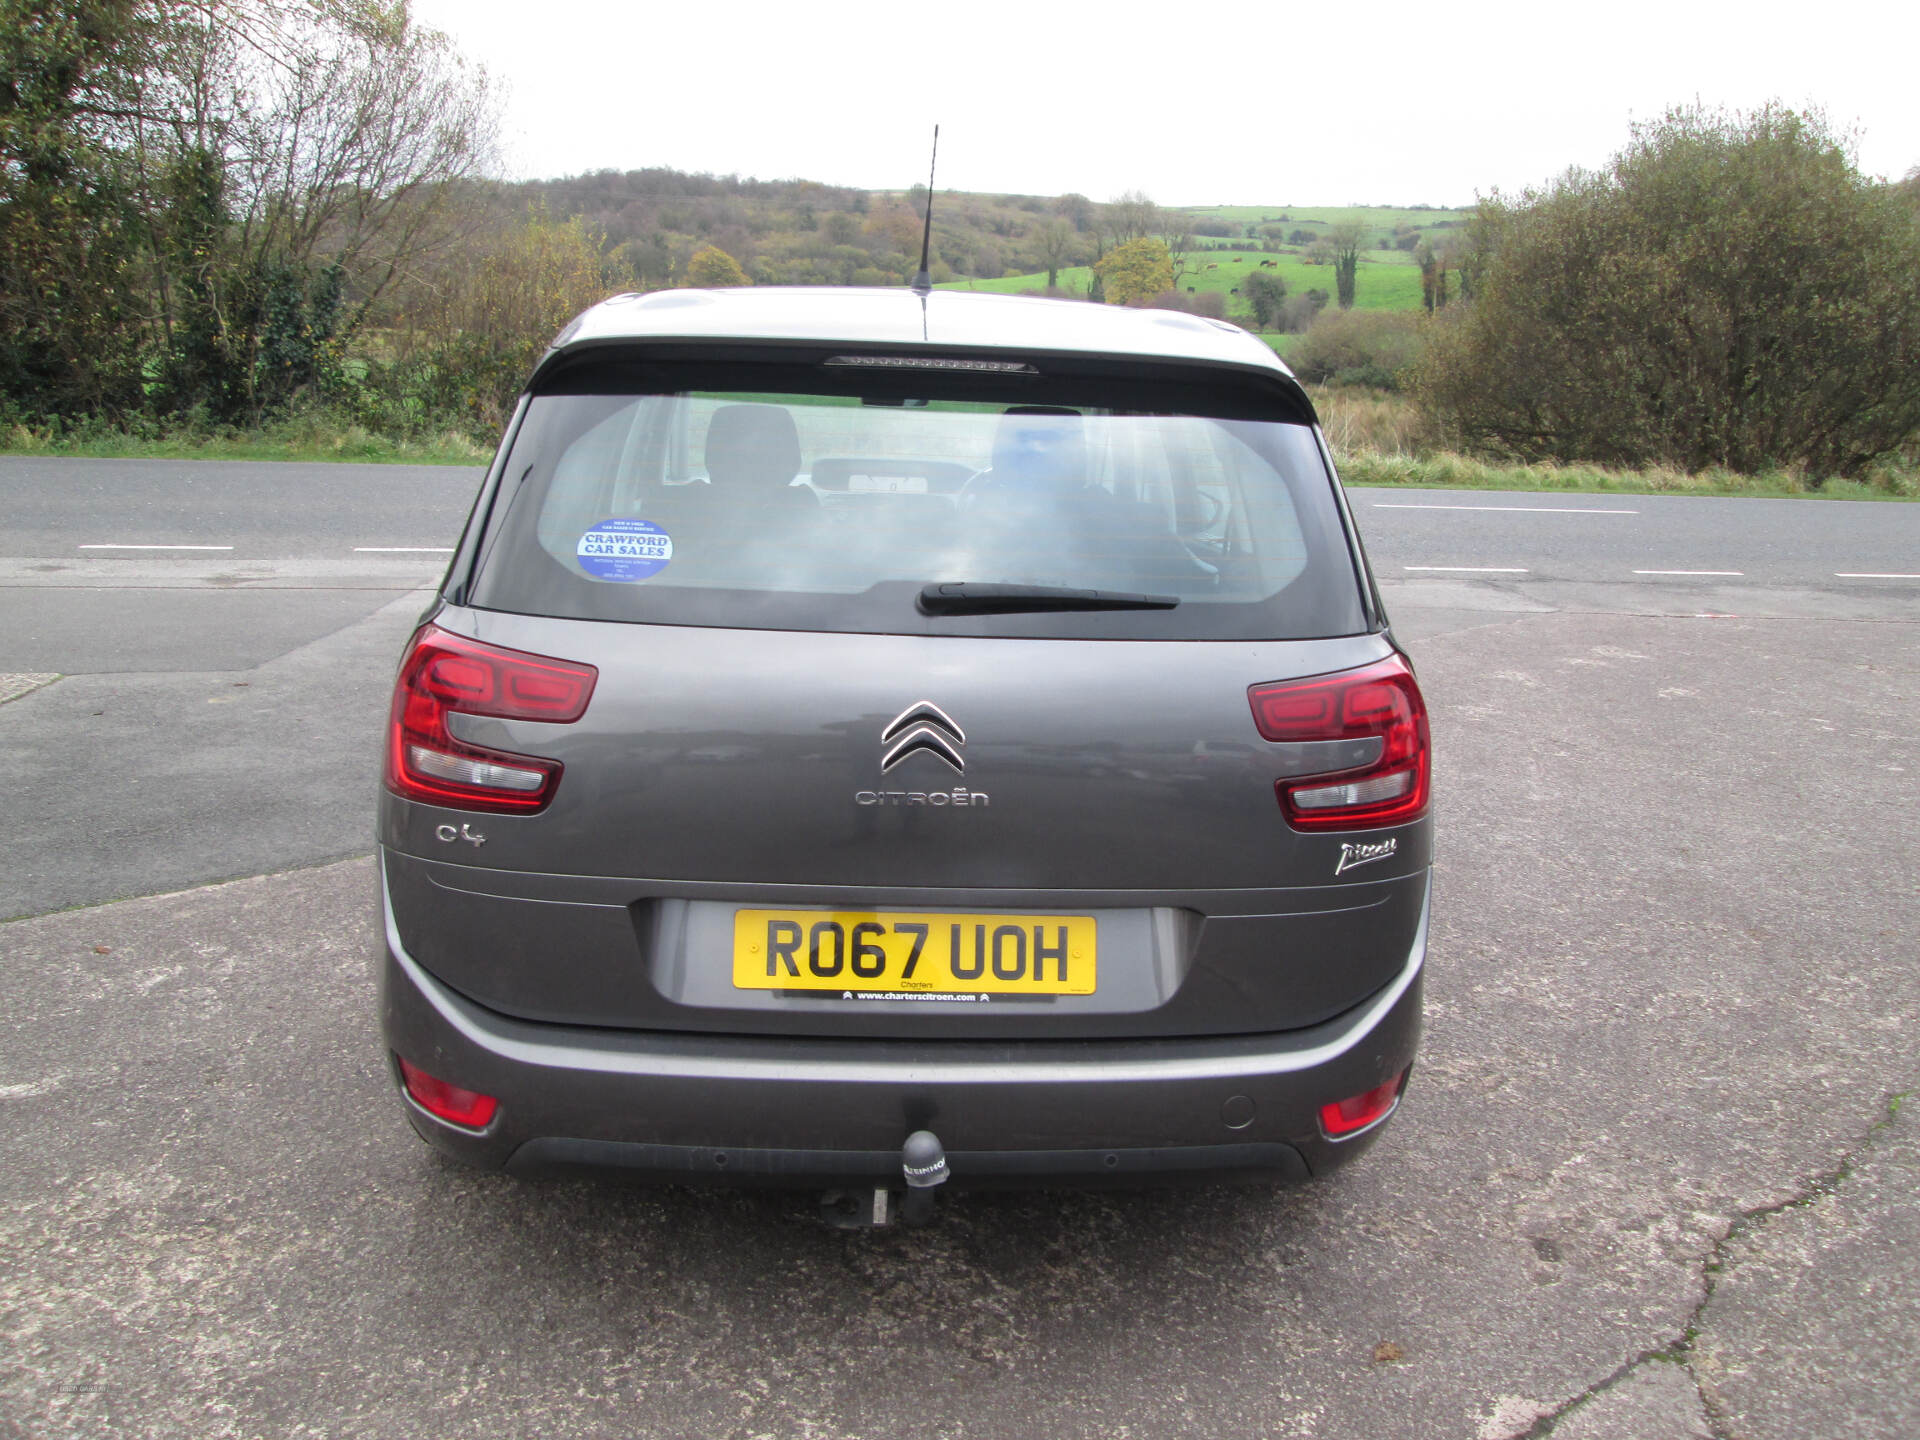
[1249,654,1430,830]
[385,625,597,813]
[397,1057,499,1130]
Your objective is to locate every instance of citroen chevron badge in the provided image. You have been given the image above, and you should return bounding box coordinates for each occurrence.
[880,700,966,775]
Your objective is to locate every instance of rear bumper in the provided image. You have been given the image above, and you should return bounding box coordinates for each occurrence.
[378,868,1427,1186]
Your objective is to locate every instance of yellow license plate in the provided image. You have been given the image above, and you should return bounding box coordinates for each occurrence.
[732,910,1096,996]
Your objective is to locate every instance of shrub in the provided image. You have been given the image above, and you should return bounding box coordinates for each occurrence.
[685,245,750,287]
[1277,289,1330,333]
[391,210,611,435]
[1240,268,1289,329]
[1416,104,1920,479]
[1289,310,1427,390]
[1146,290,1227,319]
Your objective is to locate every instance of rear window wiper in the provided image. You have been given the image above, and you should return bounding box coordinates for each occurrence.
[918,582,1180,616]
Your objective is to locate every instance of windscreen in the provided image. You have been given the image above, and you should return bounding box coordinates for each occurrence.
[467,360,1368,640]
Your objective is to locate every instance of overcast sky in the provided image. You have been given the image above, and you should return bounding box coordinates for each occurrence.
[409,0,1918,207]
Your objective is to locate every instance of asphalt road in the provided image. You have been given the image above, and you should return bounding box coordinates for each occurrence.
[4,458,1917,920]
[3,458,1917,1438]
[1358,492,1920,587]
[6,455,1918,602]
[0,455,481,560]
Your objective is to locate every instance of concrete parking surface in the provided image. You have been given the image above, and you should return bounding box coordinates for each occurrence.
[4,584,1915,1438]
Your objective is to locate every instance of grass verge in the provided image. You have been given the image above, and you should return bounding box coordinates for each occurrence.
[1,418,489,466]
[5,403,1913,499]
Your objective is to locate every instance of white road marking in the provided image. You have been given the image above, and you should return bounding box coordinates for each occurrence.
[1372,504,1638,514]
[1403,566,1531,573]
[1633,570,1743,576]
[79,543,233,551]
[1835,573,1920,579]
[353,547,454,553]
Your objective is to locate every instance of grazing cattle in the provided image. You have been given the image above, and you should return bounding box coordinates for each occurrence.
[1230,287,1240,295]
[1260,259,1277,268]
[1205,263,1218,270]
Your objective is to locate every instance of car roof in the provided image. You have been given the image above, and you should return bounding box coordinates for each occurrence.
[553,286,1296,375]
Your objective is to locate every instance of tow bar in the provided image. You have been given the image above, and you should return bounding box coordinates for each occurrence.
[820,1130,949,1229]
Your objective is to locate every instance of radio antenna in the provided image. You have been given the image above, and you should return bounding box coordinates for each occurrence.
[909,125,940,296]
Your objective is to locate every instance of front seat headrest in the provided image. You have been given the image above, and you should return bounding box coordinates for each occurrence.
[704,404,803,490]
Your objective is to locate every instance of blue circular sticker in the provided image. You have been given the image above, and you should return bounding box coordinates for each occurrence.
[577,518,672,581]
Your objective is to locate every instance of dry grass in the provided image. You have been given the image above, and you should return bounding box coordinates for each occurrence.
[1309,384,1917,499]
[1308,385,1434,457]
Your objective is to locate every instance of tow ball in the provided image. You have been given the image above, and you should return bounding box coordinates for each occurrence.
[820,1130,949,1229]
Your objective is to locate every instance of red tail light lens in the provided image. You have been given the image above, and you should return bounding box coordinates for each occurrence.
[1319,1069,1409,1138]
[1249,654,1430,830]
[385,626,597,813]
[397,1057,499,1129]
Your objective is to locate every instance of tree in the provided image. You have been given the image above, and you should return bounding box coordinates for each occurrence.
[0,0,152,417]
[405,209,608,430]
[1031,219,1082,289]
[0,0,500,424]
[1241,268,1289,329]
[1416,104,1920,479]
[619,233,674,288]
[1094,237,1173,305]
[1414,236,1454,312]
[1054,191,1095,231]
[685,244,749,287]
[1158,209,1195,286]
[1103,189,1158,246]
[1326,221,1367,309]
[138,1,498,418]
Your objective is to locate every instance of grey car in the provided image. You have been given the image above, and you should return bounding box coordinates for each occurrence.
[378,287,1430,1201]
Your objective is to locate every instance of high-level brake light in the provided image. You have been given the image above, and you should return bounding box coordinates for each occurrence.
[385,626,597,813]
[1248,655,1430,831]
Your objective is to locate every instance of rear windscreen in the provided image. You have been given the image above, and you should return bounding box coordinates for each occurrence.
[466,359,1368,640]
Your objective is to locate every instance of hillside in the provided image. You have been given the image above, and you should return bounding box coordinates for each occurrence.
[937,248,1427,314]
[511,169,1466,327]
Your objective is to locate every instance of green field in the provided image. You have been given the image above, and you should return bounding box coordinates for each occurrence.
[1186,204,1472,243]
[937,248,1425,312]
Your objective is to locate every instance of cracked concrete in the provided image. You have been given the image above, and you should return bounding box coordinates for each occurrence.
[1545,1360,1714,1439]
[1513,1093,1914,1440]
[1689,1094,1919,1439]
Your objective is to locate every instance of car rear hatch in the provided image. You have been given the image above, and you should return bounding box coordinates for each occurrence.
[380,340,1431,1041]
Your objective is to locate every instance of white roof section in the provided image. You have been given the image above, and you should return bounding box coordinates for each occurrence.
[560,286,1294,375]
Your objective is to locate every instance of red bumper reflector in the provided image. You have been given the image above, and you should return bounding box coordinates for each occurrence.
[398,1058,499,1130]
[1320,1069,1409,1138]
